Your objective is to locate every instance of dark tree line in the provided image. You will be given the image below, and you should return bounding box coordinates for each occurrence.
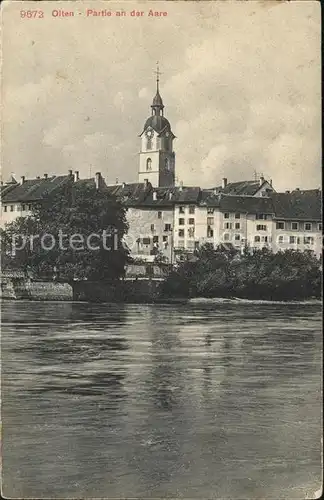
[161,244,321,301]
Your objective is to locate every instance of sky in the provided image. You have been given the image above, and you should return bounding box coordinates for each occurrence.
[1,0,321,191]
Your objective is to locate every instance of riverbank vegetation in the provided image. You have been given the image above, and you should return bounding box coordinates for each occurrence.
[161,244,322,301]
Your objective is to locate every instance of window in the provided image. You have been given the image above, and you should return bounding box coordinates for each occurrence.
[158,211,162,219]
[234,234,240,241]
[256,213,266,220]
[278,235,284,244]
[178,218,185,225]
[188,218,195,225]
[276,221,285,229]
[147,138,152,150]
[178,229,184,237]
[289,236,296,244]
[28,204,32,211]
[235,222,240,230]
[224,222,232,230]
[207,228,214,238]
[146,158,152,171]
[3,206,7,212]
[207,208,214,214]
[153,236,159,243]
[178,240,185,249]
[297,237,301,244]
[150,224,155,232]
[21,204,26,211]
[304,223,312,231]
[164,224,171,232]
[318,223,322,231]
[179,206,185,214]
[10,205,14,212]
[256,224,267,231]
[291,222,298,230]
[304,236,314,245]
[235,213,241,219]
[142,237,150,245]
[224,233,230,241]
[188,227,195,238]
[189,205,195,214]
[163,235,168,242]
[207,217,214,225]
[224,213,230,219]
[254,235,261,242]
[261,236,268,243]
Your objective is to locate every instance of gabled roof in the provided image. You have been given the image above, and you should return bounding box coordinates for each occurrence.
[219,195,275,213]
[200,189,221,207]
[270,190,322,221]
[106,183,152,205]
[106,183,201,207]
[1,175,70,203]
[212,180,273,196]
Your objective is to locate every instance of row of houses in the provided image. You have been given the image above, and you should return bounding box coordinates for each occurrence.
[1,171,322,261]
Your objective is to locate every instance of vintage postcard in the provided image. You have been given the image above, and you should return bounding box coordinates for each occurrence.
[0,0,322,498]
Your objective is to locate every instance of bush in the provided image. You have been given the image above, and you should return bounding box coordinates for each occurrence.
[161,245,321,301]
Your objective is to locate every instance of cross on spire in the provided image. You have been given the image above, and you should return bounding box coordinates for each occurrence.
[154,61,162,91]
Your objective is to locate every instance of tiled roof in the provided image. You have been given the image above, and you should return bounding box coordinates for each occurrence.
[106,183,201,207]
[200,190,221,207]
[219,195,275,214]
[271,190,322,221]
[212,180,272,196]
[1,175,70,202]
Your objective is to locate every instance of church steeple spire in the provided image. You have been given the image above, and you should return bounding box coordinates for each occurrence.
[151,61,164,116]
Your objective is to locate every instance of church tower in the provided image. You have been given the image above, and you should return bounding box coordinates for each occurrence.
[138,65,176,187]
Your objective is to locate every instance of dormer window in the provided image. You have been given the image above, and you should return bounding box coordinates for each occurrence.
[146,158,152,171]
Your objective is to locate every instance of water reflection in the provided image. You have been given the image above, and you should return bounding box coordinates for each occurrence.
[1,301,322,499]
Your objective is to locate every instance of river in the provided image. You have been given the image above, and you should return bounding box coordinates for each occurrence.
[1,300,322,498]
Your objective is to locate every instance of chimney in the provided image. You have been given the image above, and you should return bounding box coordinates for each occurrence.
[269,179,273,186]
[153,191,157,201]
[20,176,25,185]
[68,170,73,176]
[259,176,265,186]
[295,187,300,191]
[169,192,173,200]
[144,178,149,189]
[44,173,48,179]
[74,171,79,182]
[95,172,101,190]
[122,182,126,189]
[285,190,290,194]
[116,178,119,184]
[222,177,227,189]
[36,176,40,179]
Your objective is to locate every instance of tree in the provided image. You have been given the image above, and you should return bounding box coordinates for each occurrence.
[1,182,130,281]
[161,243,321,300]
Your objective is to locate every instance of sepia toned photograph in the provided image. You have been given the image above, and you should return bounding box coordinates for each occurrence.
[0,1,322,498]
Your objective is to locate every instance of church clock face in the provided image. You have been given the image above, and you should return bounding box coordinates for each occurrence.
[145,128,154,138]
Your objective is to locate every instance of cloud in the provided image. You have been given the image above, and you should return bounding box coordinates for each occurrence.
[1,1,321,191]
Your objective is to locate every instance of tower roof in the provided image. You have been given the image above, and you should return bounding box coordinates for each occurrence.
[151,90,164,109]
[144,115,171,134]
